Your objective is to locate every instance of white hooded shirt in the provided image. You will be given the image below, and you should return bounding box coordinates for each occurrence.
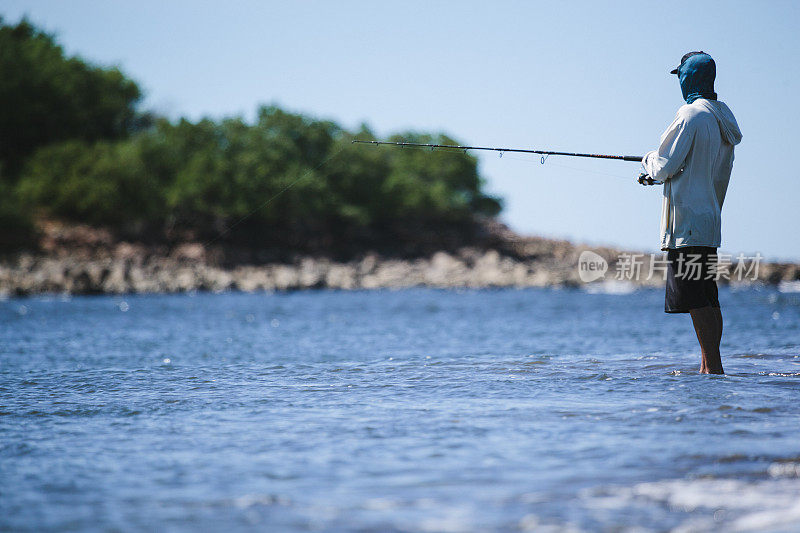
[642,99,742,250]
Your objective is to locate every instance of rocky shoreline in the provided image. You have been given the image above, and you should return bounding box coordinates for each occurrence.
[0,248,591,295]
[1,222,798,296]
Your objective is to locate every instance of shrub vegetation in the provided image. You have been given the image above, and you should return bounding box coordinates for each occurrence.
[1,18,501,254]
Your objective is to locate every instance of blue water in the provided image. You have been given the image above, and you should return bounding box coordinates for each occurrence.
[2,287,800,532]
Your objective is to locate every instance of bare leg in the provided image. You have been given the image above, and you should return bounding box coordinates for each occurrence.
[714,307,723,346]
[689,306,724,374]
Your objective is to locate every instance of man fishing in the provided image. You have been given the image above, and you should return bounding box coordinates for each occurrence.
[640,52,742,374]
[353,52,742,376]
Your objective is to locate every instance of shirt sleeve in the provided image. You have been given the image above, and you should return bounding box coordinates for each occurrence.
[641,113,695,181]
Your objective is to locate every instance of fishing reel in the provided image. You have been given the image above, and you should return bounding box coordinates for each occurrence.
[637,173,662,186]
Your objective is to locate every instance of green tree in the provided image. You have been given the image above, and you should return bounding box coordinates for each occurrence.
[18,138,165,233]
[5,18,504,253]
[0,18,143,177]
[19,108,503,252]
[0,179,35,249]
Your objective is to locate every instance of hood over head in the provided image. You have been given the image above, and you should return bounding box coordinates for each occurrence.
[676,52,717,104]
[694,99,743,146]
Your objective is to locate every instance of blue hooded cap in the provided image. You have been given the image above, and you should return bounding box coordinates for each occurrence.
[672,52,717,104]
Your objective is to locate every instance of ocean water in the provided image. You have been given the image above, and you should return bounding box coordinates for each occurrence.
[1,287,799,532]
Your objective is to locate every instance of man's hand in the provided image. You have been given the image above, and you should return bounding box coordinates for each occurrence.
[638,173,661,186]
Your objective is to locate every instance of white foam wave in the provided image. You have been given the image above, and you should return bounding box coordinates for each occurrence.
[778,280,800,293]
[583,280,637,295]
[582,476,800,532]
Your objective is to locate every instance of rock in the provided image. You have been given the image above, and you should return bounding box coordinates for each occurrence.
[102,261,128,293]
[2,225,798,295]
[325,264,358,290]
[232,267,272,292]
[172,243,206,263]
[298,258,326,289]
[272,265,300,291]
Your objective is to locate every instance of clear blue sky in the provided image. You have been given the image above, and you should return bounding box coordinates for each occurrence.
[5,1,799,259]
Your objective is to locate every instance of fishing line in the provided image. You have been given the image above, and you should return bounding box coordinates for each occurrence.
[203,144,347,247]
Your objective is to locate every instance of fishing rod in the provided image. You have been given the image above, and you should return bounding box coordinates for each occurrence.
[351,140,644,162]
[352,139,660,185]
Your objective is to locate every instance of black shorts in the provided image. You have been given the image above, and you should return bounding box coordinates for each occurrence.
[665,246,720,313]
